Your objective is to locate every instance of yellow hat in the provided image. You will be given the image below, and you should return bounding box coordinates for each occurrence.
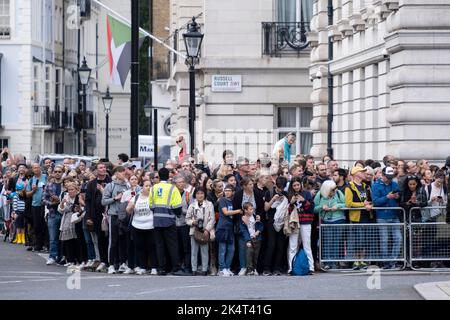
[351,166,367,176]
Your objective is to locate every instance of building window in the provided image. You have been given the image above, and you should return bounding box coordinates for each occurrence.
[0,138,8,149]
[33,64,40,105]
[45,66,51,107]
[55,68,61,110]
[277,106,313,155]
[0,0,10,38]
[277,0,313,23]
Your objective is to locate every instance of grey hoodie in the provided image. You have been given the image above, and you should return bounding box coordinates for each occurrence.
[101,180,129,216]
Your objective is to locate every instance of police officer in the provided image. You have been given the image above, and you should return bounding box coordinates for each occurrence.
[150,168,189,276]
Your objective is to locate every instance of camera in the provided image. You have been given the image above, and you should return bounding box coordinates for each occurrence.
[197,219,204,230]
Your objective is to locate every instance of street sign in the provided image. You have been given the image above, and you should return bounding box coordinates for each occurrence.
[211,75,242,92]
[138,135,171,158]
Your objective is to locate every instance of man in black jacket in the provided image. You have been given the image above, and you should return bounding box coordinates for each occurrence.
[85,162,111,271]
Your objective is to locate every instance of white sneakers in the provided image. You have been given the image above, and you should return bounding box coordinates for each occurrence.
[107,265,116,274]
[96,262,107,272]
[46,258,56,265]
[118,263,128,273]
[123,267,134,274]
[238,268,247,276]
[136,268,146,275]
[219,269,235,277]
[150,268,158,275]
[86,260,94,268]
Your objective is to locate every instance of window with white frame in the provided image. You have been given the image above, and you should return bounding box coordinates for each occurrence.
[277,0,313,23]
[55,68,62,110]
[276,106,313,156]
[45,66,51,107]
[0,0,10,38]
[33,64,40,105]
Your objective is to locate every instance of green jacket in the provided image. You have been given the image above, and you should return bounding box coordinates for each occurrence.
[313,190,346,222]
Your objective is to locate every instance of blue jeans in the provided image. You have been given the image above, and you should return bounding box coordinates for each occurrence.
[47,213,62,260]
[218,239,234,270]
[348,223,368,260]
[238,235,247,269]
[377,218,402,260]
[321,219,346,261]
[82,221,96,261]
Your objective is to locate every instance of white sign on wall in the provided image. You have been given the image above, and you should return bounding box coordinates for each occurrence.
[212,75,242,92]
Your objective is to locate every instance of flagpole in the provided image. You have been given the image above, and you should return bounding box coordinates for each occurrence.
[92,0,186,60]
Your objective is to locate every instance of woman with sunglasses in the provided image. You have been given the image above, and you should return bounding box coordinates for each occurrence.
[286,176,315,274]
[175,136,186,163]
[313,180,346,270]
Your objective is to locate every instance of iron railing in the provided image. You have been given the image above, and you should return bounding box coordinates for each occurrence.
[262,22,310,57]
[33,106,51,126]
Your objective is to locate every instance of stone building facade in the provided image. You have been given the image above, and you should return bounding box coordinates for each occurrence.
[309,0,450,165]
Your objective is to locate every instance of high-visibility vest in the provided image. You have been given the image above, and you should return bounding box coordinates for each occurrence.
[149,181,182,227]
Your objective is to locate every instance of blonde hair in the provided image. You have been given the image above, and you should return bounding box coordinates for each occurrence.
[65,182,80,191]
[319,180,337,199]
[217,164,232,180]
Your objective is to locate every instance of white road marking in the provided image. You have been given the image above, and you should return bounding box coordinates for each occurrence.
[2,271,65,275]
[108,284,121,287]
[29,278,60,282]
[136,285,209,295]
[0,281,23,284]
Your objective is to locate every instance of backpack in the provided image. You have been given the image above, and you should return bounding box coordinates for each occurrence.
[426,184,448,201]
[291,249,310,276]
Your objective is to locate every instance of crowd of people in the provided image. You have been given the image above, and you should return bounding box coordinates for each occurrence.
[1,143,450,276]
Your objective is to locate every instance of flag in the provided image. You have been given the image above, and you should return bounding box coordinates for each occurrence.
[106,14,146,88]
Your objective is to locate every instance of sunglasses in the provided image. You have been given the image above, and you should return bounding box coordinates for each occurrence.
[176,139,183,143]
[54,171,63,174]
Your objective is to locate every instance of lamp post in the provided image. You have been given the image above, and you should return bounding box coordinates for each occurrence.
[183,17,203,157]
[102,87,113,160]
[144,104,158,171]
[78,57,91,156]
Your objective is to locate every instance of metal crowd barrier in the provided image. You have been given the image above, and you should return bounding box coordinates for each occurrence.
[409,206,450,271]
[319,207,407,272]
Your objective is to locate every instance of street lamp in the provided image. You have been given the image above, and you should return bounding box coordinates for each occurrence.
[102,87,113,160]
[144,103,158,171]
[183,17,203,157]
[78,56,91,156]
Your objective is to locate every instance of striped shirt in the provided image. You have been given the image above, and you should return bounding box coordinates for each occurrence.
[13,194,26,213]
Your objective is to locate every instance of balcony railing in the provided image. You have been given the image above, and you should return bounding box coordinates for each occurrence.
[34,106,74,129]
[33,106,51,126]
[262,22,310,57]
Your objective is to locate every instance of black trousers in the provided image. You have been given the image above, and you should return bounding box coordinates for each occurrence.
[126,230,136,269]
[63,238,83,264]
[95,228,109,264]
[108,215,127,268]
[263,219,286,272]
[31,206,45,250]
[74,222,88,263]
[154,225,180,272]
[311,215,320,263]
[132,227,157,270]
[177,225,191,271]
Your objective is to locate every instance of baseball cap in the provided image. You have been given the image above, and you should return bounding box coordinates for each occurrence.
[122,162,136,169]
[351,167,367,176]
[382,166,395,179]
[16,183,25,191]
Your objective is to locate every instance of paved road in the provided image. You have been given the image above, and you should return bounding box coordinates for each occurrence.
[1,241,449,300]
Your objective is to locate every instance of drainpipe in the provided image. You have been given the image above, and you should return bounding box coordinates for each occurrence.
[327,0,334,158]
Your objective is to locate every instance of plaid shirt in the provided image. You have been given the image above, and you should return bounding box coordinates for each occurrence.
[44,181,63,211]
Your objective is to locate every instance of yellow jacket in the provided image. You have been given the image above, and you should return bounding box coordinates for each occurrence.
[345,181,372,223]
